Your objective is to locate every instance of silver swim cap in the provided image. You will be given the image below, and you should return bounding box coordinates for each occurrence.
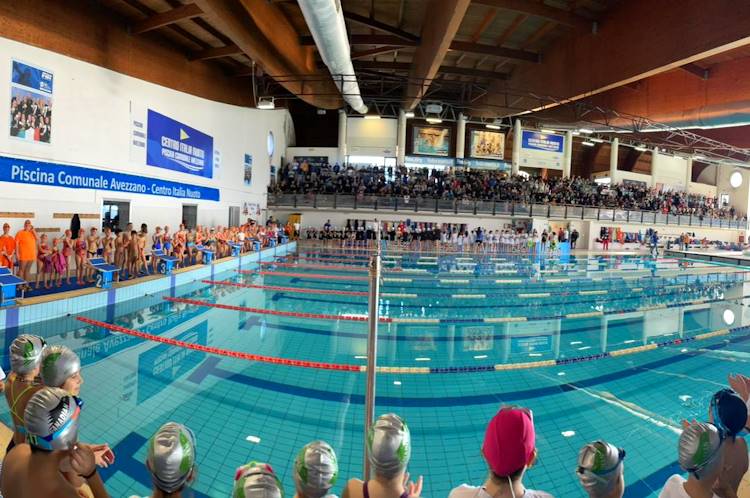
[678,422,724,480]
[576,441,625,496]
[294,441,338,498]
[9,334,46,375]
[41,345,81,388]
[24,387,82,451]
[367,414,411,478]
[233,462,284,498]
[146,422,197,493]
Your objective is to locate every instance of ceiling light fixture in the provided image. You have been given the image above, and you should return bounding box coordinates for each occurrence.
[540,128,557,134]
[256,97,275,110]
[581,141,595,147]
[426,116,443,124]
[578,128,593,134]
[590,137,604,143]
[404,111,415,118]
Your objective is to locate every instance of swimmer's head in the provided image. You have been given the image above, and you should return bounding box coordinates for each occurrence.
[24,387,82,451]
[41,345,82,394]
[678,422,724,480]
[293,441,338,498]
[367,413,411,478]
[710,389,748,439]
[9,334,46,376]
[576,441,625,497]
[233,461,283,498]
[146,422,197,494]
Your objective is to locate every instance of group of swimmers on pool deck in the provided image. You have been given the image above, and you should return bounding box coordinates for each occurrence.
[0,218,293,292]
[0,333,748,498]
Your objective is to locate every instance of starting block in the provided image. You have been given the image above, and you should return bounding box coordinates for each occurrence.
[89,258,120,289]
[153,249,179,275]
[196,245,215,264]
[229,242,243,257]
[0,267,26,306]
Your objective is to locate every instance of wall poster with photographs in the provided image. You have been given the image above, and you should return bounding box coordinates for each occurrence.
[469,129,505,160]
[412,125,450,156]
[10,59,53,143]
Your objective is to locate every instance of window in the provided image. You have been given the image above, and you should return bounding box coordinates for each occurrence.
[102,201,129,233]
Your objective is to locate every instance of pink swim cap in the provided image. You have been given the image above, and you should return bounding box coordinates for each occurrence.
[482,408,536,477]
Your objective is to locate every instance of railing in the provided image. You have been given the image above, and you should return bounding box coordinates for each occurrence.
[268,193,748,230]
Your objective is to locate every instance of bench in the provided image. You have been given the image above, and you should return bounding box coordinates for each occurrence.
[195,245,215,264]
[88,258,120,289]
[152,249,180,275]
[0,267,26,306]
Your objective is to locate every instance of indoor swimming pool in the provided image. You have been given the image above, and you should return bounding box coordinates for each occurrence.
[3,248,750,498]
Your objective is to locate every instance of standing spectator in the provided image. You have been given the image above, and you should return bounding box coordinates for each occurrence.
[15,219,37,290]
[0,222,16,270]
[570,229,579,250]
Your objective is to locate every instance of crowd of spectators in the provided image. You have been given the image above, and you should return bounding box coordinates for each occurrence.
[272,163,743,220]
[1,332,748,498]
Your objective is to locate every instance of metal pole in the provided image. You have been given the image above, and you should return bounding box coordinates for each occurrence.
[364,219,381,479]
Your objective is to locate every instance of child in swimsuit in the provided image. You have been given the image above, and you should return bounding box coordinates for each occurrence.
[62,230,73,285]
[75,229,87,285]
[4,335,45,447]
[35,234,52,289]
[51,238,66,287]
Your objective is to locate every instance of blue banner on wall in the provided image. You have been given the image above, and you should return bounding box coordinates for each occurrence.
[521,131,564,153]
[12,60,53,94]
[146,109,213,178]
[0,154,220,201]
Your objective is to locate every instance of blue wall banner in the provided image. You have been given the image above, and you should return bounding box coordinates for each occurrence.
[0,154,220,201]
[12,60,53,94]
[455,158,510,170]
[404,155,456,167]
[146,109,213,178]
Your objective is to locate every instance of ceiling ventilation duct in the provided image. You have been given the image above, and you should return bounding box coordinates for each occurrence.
[297,0,368,114]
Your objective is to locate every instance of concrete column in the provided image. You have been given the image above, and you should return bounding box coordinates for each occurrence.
[562,130,573,178]
[512,119,522,175]
[456,113,466,159]
[337,109,347,164]
[609,138,618,182]
[651,150,659,188]
[685,157,693,191]
[397,109,407,166]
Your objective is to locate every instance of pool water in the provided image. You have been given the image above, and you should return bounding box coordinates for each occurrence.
[3,249,750,498]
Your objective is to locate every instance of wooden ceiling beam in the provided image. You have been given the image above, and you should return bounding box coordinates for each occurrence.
[131,3,203,34]
[351,45,404,59]
[494,13,526,46]
[470,8,497,42]
[450,41,539,61]
[189,44,243,61]
[680,62,710,80]
[471,0,591,29]
[343,11,420,42]
[519,20,556,50]
[354,60,509,80]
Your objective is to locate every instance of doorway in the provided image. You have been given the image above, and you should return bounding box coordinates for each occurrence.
[102,200,130,233]
[182,205,197,230]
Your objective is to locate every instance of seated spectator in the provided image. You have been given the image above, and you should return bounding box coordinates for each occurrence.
[343,413,422,498]
[135,422,197,498]
[576,441,625,498]
[233,461,283,498]
[449,406,553,498]
[293,440,339,498]
[5,335,46,448]
[0,386,109,498]
[658,422,726,498]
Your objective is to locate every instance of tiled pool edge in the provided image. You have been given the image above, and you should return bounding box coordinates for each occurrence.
[2,242,296,327]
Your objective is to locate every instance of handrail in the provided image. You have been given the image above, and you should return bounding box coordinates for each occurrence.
[267,193,748,231]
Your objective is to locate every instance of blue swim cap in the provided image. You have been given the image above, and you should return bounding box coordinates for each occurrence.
[710,389,748,437]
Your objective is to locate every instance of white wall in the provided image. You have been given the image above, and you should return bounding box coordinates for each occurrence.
[285,147,340,163]
[716,166,750,216]
[688,181,718,198]
[346,117,397,156]
[652,152,689,189]
[0,35,290,235]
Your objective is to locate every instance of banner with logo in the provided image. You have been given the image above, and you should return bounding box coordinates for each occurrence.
[146,109,213,178]
[0,154,220,201]
[456,158,510,170]
[243,153,252,186]
[412,125,450,156]
[10,60,53,144]
[519,130,565,170]
[469,130,504,160]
